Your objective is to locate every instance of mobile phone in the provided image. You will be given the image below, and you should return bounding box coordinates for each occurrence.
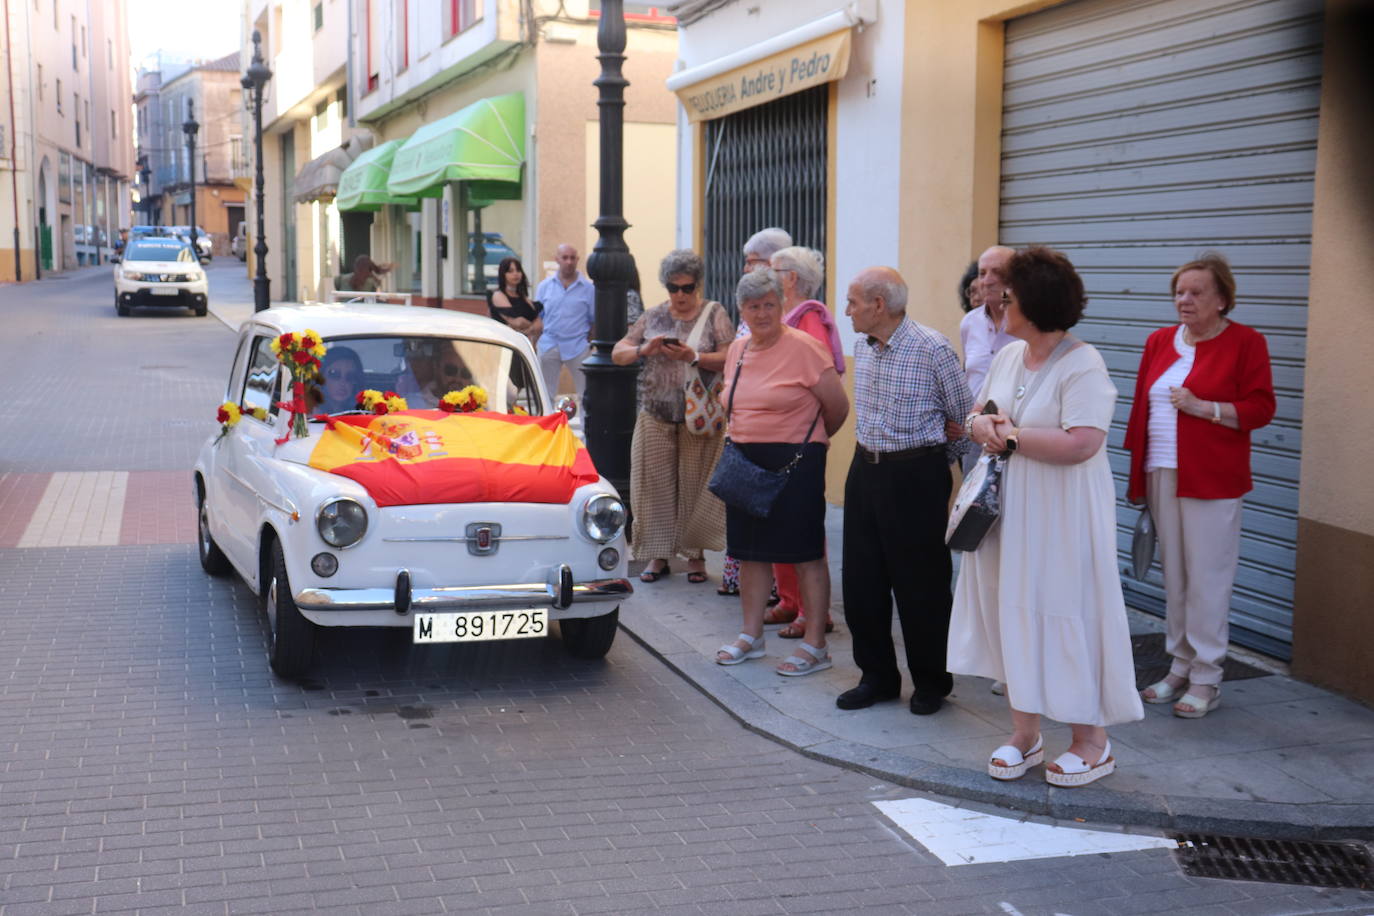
[660,337,681,347]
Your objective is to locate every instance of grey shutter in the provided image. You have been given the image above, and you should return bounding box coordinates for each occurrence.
[999,0,1323,658]
[702,85,828,321]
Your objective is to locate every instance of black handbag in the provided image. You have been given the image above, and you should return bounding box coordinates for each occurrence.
[707,351,820,519]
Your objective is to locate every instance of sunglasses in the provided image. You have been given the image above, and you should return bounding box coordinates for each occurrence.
[665,282,697,295]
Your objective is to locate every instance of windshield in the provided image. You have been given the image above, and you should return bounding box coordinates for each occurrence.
[310,335,542,417]
[125,240,195,262]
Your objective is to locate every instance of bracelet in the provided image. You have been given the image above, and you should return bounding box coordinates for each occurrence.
[963,412,979,436]
[1211,401,1222,424]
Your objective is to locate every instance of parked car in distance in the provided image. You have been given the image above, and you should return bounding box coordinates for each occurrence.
[167,225,213,261]
[467,232,518,290]
[193,304,632,677]
[231,224,248,261]
[113,237,208,316]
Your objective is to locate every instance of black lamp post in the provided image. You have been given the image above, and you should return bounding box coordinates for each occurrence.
[182,101,199,255]
[138,160,151,217]
[582,0,639,505]
[241,29,273,311]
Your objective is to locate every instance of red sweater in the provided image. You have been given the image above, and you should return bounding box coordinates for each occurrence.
[1124,321,1275,502]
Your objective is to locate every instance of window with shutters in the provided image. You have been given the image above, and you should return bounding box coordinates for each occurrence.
[701,85,828,320]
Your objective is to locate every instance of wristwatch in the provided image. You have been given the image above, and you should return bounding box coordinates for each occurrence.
[1004,428,1020,453]
[689,356,700,368]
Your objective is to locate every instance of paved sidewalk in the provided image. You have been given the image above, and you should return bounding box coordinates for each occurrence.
[619,506,1374,842]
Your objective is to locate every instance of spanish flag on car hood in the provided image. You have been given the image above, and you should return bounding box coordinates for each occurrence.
[307,411,600,507]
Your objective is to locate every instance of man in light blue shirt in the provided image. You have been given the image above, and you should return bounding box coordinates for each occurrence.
[534,243,595,404]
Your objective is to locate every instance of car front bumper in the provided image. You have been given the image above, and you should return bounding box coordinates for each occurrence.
[294,564,631,616]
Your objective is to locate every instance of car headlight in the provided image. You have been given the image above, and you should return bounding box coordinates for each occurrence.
[581,494,626,544]
[123,270,145,281]
[316,498,368,548]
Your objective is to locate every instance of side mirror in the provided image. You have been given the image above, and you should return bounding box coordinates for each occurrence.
[200,256,211,265]
[555,396,577,420]
[110,255,121,264]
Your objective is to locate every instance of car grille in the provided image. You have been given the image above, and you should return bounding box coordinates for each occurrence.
[148,274,190,282]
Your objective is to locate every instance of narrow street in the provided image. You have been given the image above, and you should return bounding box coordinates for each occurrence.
[0,266,1368,915]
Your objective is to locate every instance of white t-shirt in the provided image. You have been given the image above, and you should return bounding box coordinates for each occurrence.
[1145,325,1194,472]
[960,305,1017,400]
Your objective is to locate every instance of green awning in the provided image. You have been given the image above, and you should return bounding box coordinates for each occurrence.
[386,92,524,200]
[335,140,420,212]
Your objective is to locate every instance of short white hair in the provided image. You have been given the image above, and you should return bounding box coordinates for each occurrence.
[736,268,783,306]
[857,271,908,316]
[770,246,824,300]
[742,227,792,261]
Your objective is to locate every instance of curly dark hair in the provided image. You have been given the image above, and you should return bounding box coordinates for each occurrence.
[496,257,529,300]
[1006,246,1086,332]
[957,259,979,313]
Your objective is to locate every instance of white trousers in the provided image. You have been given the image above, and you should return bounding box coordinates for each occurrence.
[1146,468,1243,687]
[539,346,589,405]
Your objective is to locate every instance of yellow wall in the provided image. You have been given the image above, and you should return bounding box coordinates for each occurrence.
[583,121,678,302]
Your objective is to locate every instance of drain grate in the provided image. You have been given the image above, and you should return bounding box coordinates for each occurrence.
[1173,833,1374,889]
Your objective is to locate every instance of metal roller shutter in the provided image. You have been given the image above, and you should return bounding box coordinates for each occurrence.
[702,85,828,320]
[999,0,1324,658]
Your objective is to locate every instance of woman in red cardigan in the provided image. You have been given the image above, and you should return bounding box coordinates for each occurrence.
[1124,253,1275,719]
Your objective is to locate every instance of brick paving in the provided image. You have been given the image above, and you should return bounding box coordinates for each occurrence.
[1,266,1371,915]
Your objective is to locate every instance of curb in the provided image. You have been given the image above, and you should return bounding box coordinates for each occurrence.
[617,615,1374,842]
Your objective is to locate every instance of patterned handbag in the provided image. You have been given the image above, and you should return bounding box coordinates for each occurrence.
[682,301,726,437]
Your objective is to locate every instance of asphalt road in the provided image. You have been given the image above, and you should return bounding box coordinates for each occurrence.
[0,264,1368,915]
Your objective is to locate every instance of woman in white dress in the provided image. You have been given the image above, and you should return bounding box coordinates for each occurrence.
[948,246,1143,788]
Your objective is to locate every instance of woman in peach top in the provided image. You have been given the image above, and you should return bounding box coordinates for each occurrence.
[714,269,849,676]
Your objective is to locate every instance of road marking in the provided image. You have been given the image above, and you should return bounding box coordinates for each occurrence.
[16,471,129,547]
[874,797,1177,866]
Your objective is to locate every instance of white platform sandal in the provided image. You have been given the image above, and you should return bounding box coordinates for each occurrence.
[716,632,765,666]
[776,642,832,677]
[1140,678,1185,704]
[1045,740,1115,788]
[987,734,1044,781]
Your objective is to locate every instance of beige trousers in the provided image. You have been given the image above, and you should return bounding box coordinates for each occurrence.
[1147,469,1243,687]
[629,412,726,561]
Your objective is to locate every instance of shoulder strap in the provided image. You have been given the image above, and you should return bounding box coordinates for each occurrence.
[1009,334,1078,426]
[685,301,718,351]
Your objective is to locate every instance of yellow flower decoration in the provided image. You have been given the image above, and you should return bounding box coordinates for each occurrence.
[249,406,268,421]
[510,405,529,416]
[385,394,409,413]
[440,385,489,413]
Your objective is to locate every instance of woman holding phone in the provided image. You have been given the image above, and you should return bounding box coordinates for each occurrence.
[612,249,736,584]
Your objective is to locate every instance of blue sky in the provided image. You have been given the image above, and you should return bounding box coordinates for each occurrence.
[128,0,243,70]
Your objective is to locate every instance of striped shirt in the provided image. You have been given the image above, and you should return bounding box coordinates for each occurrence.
[853,318,972,459]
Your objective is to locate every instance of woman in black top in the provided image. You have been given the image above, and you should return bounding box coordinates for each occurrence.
[488,257,543,347]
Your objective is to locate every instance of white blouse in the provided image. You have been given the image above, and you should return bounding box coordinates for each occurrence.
[1145,325,1194,472]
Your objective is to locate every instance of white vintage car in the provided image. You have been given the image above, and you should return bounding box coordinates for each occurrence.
[194,304,631,677]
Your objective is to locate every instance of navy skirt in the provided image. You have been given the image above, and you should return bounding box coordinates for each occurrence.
[725,442,827,563]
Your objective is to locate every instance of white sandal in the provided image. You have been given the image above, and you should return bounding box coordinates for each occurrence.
[716,632,765,666]
[776,642,832,677]
[1045,740,1114,788]
[1174,687,1221,719]
[1140,678,1185,704]
[987,734,1043,781]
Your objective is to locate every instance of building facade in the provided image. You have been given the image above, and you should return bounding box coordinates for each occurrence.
[667,0,1373,704]
[136,53,248,255]
[0,0,133,278]
[242,0,679,309]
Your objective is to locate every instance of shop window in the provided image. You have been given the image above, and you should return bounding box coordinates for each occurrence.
[701,84,828,319]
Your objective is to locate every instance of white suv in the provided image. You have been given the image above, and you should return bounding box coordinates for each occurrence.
[114,237,209,316]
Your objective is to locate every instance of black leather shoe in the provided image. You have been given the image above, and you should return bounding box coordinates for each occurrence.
[909,693,944,716]
[836,683,900,710]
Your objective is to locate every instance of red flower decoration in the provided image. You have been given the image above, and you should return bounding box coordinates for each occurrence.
[216,405,232,424]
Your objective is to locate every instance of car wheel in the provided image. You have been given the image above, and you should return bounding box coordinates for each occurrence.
[196,490,232,576]
[265,539,316,677]
[195,301,208,317]
[115,295,129,316]
[559,606,619,659]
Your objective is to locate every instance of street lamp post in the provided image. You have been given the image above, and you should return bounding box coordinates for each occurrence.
[182,101,199,256]
[241,30,273,311]
[582,0,639,506]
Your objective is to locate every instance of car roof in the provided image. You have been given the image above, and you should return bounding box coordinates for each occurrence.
[244,303,532,350]
[128,237,189,249]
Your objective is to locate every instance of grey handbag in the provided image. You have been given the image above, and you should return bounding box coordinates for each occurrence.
[1130,506,1158,580]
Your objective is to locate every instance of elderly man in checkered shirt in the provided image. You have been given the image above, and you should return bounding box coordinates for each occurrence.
[837,266,972,716]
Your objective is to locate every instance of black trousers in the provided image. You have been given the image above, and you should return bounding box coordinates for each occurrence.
[841,450,955,698]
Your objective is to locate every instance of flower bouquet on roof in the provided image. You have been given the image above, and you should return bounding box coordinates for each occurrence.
[271,330,326,439]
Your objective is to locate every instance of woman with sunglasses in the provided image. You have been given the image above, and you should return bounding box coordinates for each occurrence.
[317,347,364,414]
[487,257,543,347]
[612,249,736,585]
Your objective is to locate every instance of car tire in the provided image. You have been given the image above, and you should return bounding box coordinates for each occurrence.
[559,606,619,659]
[265,538,316,677]
[196,490,232,576]
[195,301,208,317]
[115,295,129,317]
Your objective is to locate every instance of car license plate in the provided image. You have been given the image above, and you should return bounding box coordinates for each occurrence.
[151,285,179,296]
[412,609,548,644]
